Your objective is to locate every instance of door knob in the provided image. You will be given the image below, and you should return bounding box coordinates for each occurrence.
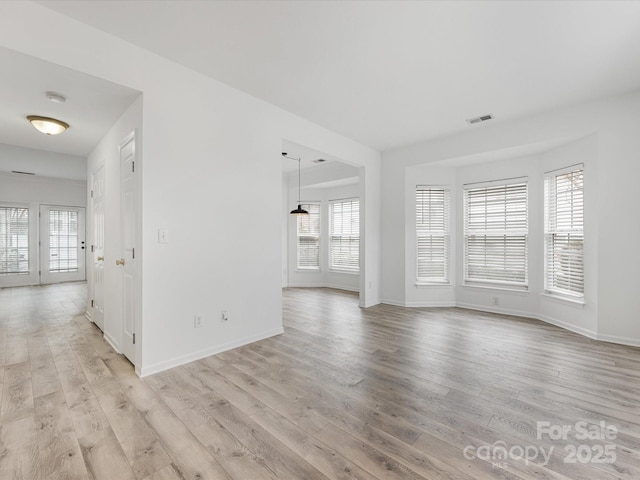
[116,258,125,266]
[97,256,104,261]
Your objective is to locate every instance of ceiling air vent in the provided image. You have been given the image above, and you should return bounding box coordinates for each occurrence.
[466,114,494,125]
[12,170,35,175]
[313,158,327,164]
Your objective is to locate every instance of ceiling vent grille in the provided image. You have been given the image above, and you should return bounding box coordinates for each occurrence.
[12,170,35,175]
[466,114,494,125]
[313,158,327,164]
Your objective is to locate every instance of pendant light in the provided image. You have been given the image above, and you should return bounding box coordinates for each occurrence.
[283,152,309,216]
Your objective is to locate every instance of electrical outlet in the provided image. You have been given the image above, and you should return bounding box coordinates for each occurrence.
[221,310,229,322]
[194,315,203,328]
[492,296,499,305]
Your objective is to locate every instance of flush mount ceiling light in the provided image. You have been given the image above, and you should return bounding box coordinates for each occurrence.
[282,152,309,216]
[27,115,69,135]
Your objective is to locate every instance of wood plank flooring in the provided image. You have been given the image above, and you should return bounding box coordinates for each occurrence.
[1,283,639,479]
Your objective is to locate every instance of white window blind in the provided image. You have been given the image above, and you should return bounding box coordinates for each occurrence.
[464,180,528,287]
[296,203,320,270]
[49,209,79,273]
[330,199,359,272]
[544,166,584,297]
[0,207,29,275]
[416,186,450,283]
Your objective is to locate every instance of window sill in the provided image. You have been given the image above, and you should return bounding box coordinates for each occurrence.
[540,292,585,307]
[462,283,529,295]
[296,268,321,273]
[415,282,451,288]
[329,269,359,275]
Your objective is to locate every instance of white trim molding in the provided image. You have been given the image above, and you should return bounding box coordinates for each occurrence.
[139,327,284,378]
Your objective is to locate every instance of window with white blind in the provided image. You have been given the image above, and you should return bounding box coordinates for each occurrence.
[544,166,584,298]
[464,180,528,287]
[0,206,30,275]
[416,186,450,283]
[329,198,359,272]
[296,203,320,270]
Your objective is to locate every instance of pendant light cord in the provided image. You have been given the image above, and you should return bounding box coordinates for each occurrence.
[298,159,301,204]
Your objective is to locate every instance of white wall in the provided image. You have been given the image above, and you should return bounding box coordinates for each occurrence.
[382,91,640,347]
[0,171,86,206]
[0,143,86,180]
[0,2,381,375]
[287,182,360,292]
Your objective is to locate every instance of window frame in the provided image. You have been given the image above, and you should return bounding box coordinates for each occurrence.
[329,198,360,273]
[544,165,584,300]
[0,202,39,288]
[463,178,529,289]
[415,185,450,285]
[296,202,321,271]
[0,205,31,276]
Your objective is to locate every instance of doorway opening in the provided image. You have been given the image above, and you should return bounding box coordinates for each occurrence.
[281,140,363,299]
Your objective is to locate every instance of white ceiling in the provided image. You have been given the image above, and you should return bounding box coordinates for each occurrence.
[37,1,640,152]
[282,139,359,189]
[281,139,345,173]
[0,46,140,156]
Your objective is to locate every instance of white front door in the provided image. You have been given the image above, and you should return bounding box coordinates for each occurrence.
[39,205,86,284]
[119,132,137,364]
[91,165,106,331]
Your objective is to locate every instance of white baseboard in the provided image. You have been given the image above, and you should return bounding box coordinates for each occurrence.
[325,283,359,293]
[384,299,640,349]
[536,312,598,340]
[288,282,359,293]
[457,302,602,340]
[456,302,541,320]
[359,298,381,308]
[381,298,406,307]
[594,333,640,348]
[287,282,326,288]
[405,301,456,308]
[85,310,92,322]
[139,326,284,378]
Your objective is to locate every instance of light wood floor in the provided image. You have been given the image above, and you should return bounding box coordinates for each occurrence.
[1,284,639,480]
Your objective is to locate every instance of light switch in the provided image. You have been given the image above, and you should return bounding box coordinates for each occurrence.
[158,229,169,244]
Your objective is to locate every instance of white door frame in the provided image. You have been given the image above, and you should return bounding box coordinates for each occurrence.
[89,164,106,331]
[119,131,138,365]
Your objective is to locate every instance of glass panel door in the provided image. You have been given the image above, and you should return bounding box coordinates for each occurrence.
[40,205,86,284]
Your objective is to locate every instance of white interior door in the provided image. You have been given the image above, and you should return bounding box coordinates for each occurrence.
[91,165,106,332]
[39,205,86,284]
[119,132,137,364]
